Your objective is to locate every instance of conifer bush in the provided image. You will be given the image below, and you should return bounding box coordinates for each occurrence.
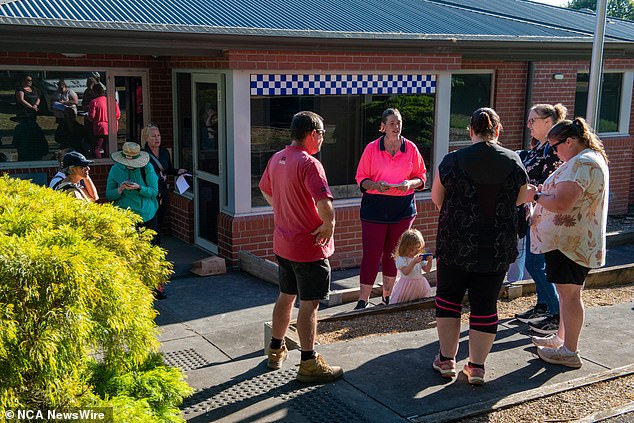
[0,176,193,421]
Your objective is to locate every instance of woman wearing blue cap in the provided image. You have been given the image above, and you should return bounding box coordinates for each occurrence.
[54,151,99,202]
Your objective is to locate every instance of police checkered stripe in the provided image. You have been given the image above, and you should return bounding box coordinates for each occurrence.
[250,74,436,96]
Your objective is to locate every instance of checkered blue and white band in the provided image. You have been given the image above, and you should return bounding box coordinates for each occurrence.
[250,74,436,96]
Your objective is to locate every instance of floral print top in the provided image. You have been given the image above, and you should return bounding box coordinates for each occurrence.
[530,149,609,268]
[523,141,562,185]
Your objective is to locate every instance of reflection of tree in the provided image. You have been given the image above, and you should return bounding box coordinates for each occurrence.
[250,126,290,152]
[362,95,434,147]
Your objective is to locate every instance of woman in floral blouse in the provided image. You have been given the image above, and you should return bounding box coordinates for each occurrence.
[514,103,566,335]
[527,118,609,369]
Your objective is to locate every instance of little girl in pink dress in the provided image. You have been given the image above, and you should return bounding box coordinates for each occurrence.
[391,229,433,304]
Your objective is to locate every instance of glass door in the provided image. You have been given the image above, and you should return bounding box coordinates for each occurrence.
[192,74,224,253]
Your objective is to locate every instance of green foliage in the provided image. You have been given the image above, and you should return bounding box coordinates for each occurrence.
[89,354,193,422]
[0,176,190,420]
[362,94,434,146]
[566,0,634,20]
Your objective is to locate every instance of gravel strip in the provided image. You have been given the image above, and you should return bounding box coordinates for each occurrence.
[317,284,634,344]
[456,374,634,423]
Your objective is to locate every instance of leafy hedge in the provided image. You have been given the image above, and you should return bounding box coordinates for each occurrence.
[0,176,192,421]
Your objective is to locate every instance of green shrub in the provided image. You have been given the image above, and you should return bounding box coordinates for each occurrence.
[0,176,192,420]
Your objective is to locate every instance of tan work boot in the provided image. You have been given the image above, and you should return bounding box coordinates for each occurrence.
[296,353,344,383]
[267,344,288,369]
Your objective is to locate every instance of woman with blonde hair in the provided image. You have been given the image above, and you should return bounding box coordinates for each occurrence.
[390,229,432,304]
[515,103,567,335]
[528,118,609,368]
[141,123,187,245]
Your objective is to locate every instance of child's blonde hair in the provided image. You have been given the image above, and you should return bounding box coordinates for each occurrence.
[392,229,425,259]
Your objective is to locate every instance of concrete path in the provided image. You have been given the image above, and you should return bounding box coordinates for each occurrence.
[156,236,634,422]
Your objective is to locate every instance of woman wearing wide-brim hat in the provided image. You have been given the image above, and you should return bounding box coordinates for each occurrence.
[106,141,160,232]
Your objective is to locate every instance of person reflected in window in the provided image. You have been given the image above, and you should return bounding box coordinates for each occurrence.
[87,84,120,159]
[13,74,48,161]
[82,76,99,112]
[51,79,78,124]
[55,107,87,155]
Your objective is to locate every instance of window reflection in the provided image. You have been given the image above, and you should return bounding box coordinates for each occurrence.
[574,73,622,133]
[0,70,145,163]
[250,93,434,206]
[450,74,493,146]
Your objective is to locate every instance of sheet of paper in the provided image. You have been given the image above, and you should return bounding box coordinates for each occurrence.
[175,174,192,194]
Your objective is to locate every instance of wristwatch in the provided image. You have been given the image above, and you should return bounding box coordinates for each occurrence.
[533,193,541,202]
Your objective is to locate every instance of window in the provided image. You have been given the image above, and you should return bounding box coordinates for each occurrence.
[0,69,145,164]
[250,93,434,206]
[450,73,493,146]
[574,73,622,133]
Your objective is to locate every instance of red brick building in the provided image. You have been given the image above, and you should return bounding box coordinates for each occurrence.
[1,0,633,268]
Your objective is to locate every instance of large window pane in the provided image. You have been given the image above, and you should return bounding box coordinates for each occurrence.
[0,69,112,163]
[250,94,434,207]
[574,73,622,133]
[450,74,492,145]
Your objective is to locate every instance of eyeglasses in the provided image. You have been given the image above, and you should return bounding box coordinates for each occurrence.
[25,78,32,82]
[146,122,158,128]
[315,129,326,135]
[549,138,566,152]
[527,116,547,125]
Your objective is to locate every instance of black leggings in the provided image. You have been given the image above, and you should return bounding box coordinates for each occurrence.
[435,261,506,334]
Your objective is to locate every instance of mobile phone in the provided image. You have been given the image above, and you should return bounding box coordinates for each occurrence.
[420,253,433,259]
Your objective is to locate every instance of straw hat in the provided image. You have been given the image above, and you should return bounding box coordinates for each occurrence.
[110,142,149,168]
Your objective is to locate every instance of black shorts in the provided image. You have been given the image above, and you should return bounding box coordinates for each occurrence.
[276,255,330,301]
[545,250,591,286]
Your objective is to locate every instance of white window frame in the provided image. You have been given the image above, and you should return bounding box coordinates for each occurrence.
[236,71,444,215]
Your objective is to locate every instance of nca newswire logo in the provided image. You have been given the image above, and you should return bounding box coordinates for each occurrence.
[3,407,113,422]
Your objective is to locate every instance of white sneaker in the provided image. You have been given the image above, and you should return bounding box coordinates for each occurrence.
[537,346,582,368]
[532,334,563,348]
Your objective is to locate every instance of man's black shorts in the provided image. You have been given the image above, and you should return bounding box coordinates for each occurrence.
[276,255,330,301]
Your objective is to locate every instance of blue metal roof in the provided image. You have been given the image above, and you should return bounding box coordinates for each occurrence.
[0,0,632,49]
[2,0,629,40]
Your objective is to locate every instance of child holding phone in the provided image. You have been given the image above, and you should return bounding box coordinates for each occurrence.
[390,229,432,304]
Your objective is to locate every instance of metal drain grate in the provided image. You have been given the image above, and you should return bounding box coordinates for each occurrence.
[163,348,210,371]
[182,368,370,422]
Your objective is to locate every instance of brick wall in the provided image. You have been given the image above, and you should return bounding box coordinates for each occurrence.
[218,199,439,269]
[604,136,634,215]
[3,51,634,262]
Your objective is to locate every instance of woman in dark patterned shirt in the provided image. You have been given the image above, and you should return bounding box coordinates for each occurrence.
[514,104,566,335]
[431,108,529,385]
